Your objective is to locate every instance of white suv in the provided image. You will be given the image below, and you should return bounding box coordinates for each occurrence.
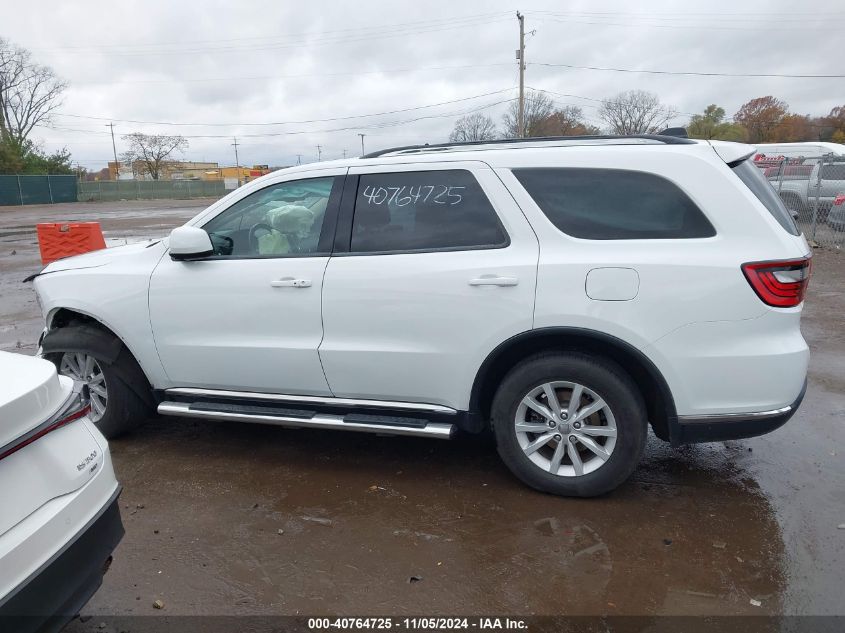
[30,134,811,497]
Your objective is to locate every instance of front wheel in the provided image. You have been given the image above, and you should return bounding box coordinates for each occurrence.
[43,325,153,439]
[491,353,647,497]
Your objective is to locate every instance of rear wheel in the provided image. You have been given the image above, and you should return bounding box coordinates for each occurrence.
[491,353,647,497]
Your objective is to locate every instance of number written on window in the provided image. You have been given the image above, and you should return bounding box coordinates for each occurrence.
[360,184,466,206]
[351,170,508,253]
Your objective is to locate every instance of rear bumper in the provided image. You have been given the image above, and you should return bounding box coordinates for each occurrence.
[0,487,123,633]
[673,379,806,444]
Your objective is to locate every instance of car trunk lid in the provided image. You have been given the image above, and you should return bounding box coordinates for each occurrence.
[0,352,104,536]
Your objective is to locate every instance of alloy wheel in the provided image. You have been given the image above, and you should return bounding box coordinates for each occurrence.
[59,352,108,422]
[514,381,617,477]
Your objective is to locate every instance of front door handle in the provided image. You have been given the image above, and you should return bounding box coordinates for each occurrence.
[270,278,312,288]
[468,275,519,287]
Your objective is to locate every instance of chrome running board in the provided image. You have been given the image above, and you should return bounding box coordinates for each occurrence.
[164,387,457,416]
[157,401,454,440]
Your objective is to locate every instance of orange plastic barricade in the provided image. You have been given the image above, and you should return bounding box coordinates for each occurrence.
[36,222,107,265]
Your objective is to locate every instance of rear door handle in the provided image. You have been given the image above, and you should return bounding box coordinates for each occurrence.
[468,275,519,287]
[270,278,312,288]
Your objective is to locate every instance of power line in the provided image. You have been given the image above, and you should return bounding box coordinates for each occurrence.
[31,12,511,51]
[528,13,839,32]
[68,62,512,86]
[32,12,510,51]
[33,14,513,57]
[529,9,845,22]
[53,88,516,127]
[531,62,845,79]
[37,96,517,140]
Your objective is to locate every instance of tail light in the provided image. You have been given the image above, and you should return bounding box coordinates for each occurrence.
[0,395,91,462]
[742,257,812,308]
[834,194,845,206]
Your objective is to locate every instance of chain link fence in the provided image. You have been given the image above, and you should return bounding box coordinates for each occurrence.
[78,179,226,202]
[754,153,845,250]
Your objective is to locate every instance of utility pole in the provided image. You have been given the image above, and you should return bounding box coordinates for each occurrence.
[231,137,241,186]
[296,154,302,166]
[342,149,347,159]
[358,133,366,156]
[516,11,526,138]
[316,145,322,162]
[107,122,119,179]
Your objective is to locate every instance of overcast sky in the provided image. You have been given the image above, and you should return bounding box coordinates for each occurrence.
[4,0,843,170]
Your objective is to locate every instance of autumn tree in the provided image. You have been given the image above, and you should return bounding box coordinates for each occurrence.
[502,90,556,137]
[532,105,601,136]
[774,114,816,142]
[687,104,746,141]
[121,133,188,180]
[0,37,67,149]
[449,113,497,142]
[733,96,788,143]
[599,90,677,135]
[825,105,845,143]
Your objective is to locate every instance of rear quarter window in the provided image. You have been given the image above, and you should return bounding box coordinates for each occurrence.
[512,168,716,240]
[731,159,800,236]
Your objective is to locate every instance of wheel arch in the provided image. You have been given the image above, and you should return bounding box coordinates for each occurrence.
[469,327,678,442]
[42,307,157,408]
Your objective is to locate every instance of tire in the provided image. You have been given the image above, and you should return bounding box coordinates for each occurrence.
[42,324,153,439]
[491,353,647,497]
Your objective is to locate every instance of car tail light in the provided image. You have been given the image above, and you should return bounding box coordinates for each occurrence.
[742,257,812,308]
[0,397,91,462]
[834,194,845,206]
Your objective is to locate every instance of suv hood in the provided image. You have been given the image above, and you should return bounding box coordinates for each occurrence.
[41,240,161,274]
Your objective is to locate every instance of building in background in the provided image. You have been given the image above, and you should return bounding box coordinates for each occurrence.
[103,161,275,183]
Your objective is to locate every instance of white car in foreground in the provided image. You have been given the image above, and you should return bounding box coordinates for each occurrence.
[0,351,122,632]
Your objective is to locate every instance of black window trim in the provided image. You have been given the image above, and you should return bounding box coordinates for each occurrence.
[191,173,346,261]
[512,166,717,241]
[332,170,511,257]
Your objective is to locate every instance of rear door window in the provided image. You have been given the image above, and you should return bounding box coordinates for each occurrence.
[731,159,800,236]
[513,168,715,240]
[350,170,508,253]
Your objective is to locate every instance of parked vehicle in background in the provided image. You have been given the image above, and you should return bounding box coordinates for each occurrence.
[754,142,845,163]
[828,194,845,232]
[0,351,123,633]
[775,158,845,222]
[30,133,811,497]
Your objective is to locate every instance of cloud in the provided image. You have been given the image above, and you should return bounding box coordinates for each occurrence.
[5,0,843,169]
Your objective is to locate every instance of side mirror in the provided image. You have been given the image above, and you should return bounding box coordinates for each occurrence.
[169,226,214,260]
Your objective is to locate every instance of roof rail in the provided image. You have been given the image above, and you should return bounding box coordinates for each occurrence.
[361,133,696,159]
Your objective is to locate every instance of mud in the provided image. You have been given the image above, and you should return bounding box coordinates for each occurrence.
[0,200,843,618]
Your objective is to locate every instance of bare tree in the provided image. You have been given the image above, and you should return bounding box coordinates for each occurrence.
[0,38,67,148]
[599,90,677,135]
[449,113,497,142]
[122,133,188,180]
[502,90,556,137]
